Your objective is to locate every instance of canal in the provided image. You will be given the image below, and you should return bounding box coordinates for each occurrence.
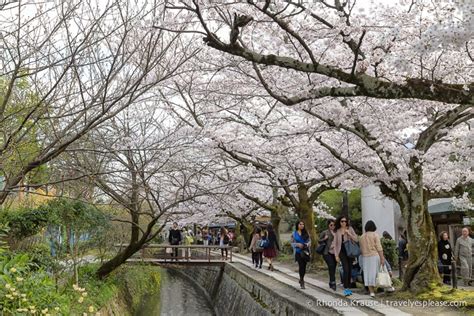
[136,268,216,316]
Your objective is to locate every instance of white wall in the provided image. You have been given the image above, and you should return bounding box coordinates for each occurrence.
[361,185,397,237]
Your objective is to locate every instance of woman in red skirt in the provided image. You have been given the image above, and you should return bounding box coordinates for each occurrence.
[263,224,280,271]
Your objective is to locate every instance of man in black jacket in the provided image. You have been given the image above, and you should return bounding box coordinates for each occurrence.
[168,222,182,260]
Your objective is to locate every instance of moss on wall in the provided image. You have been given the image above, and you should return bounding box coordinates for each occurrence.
[99,264,162,315]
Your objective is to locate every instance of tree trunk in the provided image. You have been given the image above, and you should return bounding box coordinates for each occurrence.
[397,167,440,293]
[296,203,317,262]
[96,242,143,279]
[240,220,254,247]
[342,190,349,217]
[294,186,318,261]
[271,209,281,246]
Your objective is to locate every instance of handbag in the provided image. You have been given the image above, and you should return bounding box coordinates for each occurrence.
[343,239,360,258]
[316,242,326,255]
[376,264,392,288]
[300,247,311,262]
[255,239,265,252]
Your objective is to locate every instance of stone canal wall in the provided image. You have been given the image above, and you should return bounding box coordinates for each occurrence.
[179,264,318,316]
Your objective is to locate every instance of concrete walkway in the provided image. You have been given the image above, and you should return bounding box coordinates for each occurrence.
[229,252,411,316]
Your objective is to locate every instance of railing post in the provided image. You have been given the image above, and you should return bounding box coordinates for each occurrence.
[230,246,232,262]
[451,260,457,289]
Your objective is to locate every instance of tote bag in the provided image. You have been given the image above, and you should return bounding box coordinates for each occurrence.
[376,265,392,288]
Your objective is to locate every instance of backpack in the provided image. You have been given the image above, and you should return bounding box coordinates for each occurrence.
[258,238,269,250]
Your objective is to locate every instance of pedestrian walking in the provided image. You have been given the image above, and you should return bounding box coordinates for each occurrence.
[249,227,263,268]
[398,232,408,261]
[334,215,358,296]
[359,220,385,298]
[168,222,182,260]
[438,231,453,285]
[319,219,337,291]
[220,227,230,260]
[291,220,311,289]
[263,224,279,271]
[202,228,209,246]
[196,229,203,245]
[454,227,473,286]
[183,230,194,258]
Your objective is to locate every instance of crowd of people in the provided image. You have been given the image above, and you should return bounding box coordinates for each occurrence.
[166,222,235,260]
[167,219,473,296]
[249,224,280,271]
[316,217,472,297]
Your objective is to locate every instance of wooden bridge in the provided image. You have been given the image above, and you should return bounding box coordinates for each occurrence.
[118,244,234,265]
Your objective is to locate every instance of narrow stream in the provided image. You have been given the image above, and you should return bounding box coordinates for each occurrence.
[136,268,216,316]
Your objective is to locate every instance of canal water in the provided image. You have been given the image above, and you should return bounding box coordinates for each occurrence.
[136,268,216,316]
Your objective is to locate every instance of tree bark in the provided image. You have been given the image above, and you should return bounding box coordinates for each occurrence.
[270,208,281,246]
[96,242,144,279]
[395,166,440,292]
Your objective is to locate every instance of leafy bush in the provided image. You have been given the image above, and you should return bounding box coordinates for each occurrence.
[0,252,68,314]
[381,237,398,268]
[0,252,103,315]
[281,241,294,255]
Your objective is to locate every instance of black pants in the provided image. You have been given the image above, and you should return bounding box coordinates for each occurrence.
[221,247,228,258]
[295,252,308,280]
[440,262,451,284]
[323,253,337,285]
[253,251,263,266]
[171,246,178,259]
[339,246,352,289]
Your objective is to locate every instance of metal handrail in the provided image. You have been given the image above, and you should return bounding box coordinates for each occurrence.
[114,243,233,263]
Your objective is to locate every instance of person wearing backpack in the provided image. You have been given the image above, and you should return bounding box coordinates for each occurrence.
[249,227,263,268]
[263,224,279,271]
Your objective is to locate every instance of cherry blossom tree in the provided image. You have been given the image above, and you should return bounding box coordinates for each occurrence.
[163,0,473,292]
[0,0,196,205]
[62,103,234,278]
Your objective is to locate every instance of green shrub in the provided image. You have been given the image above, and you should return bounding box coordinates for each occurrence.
[281,241,294,255]
[381,237,398,268]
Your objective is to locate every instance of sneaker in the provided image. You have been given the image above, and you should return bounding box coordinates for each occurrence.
[386,287,395,293]
[370,293,375,298]
[343,289,352,296]
[329,283,336,291]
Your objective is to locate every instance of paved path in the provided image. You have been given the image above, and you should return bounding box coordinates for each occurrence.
[229,252,412,316]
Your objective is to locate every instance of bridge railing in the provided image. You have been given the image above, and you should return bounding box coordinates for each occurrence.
[114,244,233,263]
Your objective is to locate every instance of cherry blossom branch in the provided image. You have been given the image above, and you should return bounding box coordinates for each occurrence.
[291,2,365,59]
[415,103,473,152]
[314,137,375,178]
[303,107,398,176]
[238,189,276,212]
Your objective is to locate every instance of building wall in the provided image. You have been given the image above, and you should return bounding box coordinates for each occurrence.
[361,185,397,237]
